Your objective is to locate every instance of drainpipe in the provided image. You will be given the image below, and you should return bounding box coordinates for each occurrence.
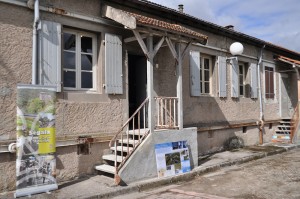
[257,45,265,144]
[31,0,40,85]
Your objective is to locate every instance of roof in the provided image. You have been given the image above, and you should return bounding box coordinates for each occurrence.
[276,55,300,66]
[128,12,208,43]
[104,0,300,59]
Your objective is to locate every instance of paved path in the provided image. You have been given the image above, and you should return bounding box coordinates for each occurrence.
[115,148,300,199]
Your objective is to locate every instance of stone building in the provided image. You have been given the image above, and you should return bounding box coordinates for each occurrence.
[1,0,300,192]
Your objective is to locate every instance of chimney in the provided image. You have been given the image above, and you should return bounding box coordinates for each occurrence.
[178,4,184,13]
[224,25,234,30]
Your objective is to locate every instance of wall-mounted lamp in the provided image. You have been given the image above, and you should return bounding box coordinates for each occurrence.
[229,42,244,56]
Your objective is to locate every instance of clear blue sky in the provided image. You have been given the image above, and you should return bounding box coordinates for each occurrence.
[149,0,300,53]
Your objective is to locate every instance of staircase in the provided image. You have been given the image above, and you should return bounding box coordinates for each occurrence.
[271,118,292,143]
[95,98,150,184]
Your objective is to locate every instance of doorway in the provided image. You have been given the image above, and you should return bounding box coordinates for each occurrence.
[128,54,147,127]
[280,74,291,118]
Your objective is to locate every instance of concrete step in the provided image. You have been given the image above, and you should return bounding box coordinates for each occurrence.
[102,154,124,163]
[128,128,149,136]
[118,139,140,145]
[280,121,291,124]
[275,129,291,133]
[278,125,291,128]
[111,146,133,153]
[95,164,115,174]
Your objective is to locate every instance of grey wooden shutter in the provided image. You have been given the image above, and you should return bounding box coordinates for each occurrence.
[189,51,201,96]
[250,63,258,98]
[38,20,62,92]
[105,33,123,94]
[231,58,239,98]
[218,56,227,97]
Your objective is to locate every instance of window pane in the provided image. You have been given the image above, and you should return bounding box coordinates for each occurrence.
[204,71,209,81]
[81,72,93,88]
[205,82,210,93]
[240,86,244,95]
[63,71,76,88]
[265,70,269,95]
[204,59,209,69]
[81,36,93,53]
[239,75,243,84]
[200,67,202,81]
[81,54,93,71]
[270,71,274,94]
[63,51,76,69]
[239,65,243,75]
[64,33,76,51]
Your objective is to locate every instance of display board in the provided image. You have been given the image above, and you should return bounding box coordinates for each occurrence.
[155,141,191,178]
[15,85,58,197]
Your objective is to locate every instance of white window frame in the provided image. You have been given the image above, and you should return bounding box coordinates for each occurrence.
[238,62,246,97]
[200,55,212,95]
[263,63,276,102]
[62,29,97,91]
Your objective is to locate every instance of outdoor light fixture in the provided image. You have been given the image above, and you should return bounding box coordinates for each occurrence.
[229,42,244,56]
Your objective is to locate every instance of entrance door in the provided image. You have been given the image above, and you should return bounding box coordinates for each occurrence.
[281,74,291,118]
[128,54,147,127]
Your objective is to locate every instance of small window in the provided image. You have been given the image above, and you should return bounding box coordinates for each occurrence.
[63,30,97,90]
[200,55,212,94]
[265,66,275,99]
[239,64,245,96]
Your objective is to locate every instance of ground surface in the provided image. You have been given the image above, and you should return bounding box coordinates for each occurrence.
[114,148,300,199]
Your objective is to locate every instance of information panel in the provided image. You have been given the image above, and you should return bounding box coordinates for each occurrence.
[15,85,58,197]
[155,141,191,178]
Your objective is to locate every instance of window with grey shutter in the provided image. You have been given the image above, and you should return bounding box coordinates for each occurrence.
[231,58,239,98]
[189,51,201,96]
[105,33,123,94]
[250,63,258,98]
[218,56,227,97]
[38,20,62,92]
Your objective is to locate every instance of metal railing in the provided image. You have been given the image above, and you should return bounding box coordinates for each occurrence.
[155,96,179,129]
[109,97,150,184]
[290,101,299,143]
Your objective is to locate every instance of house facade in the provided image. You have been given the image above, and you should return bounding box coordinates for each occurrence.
[1,0,300,192]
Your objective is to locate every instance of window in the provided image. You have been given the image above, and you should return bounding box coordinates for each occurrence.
[265,66,275,99]
[63,30,96,90]
[200,56,212,94]
[239,63,246,96]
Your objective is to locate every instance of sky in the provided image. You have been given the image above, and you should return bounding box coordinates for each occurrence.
[148,0,300,53]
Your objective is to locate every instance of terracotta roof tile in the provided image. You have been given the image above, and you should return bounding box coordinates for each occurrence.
[276,55,300,66]
[128,12,208,43]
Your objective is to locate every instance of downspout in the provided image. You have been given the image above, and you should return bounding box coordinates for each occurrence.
[257,45,265,144]
[30,0,40,85]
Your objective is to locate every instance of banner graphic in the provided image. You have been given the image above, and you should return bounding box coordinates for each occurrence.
[15,85,58,197]
[155,141,191,178]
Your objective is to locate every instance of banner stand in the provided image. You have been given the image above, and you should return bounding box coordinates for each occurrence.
[16,84,58,198]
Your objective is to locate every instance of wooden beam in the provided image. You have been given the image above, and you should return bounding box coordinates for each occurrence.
[102,5,136,29]
[124,33,147,43]
[166,37,178,61]
[132,30,150,59]
[181,41,192,59]
[151,36,165,58]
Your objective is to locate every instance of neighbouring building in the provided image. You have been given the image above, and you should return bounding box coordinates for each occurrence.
[1,0,300,192]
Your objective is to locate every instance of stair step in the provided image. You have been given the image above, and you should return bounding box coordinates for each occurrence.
[102,154,124,163]
[276,129,291,132]
[95,164,115,174]
[111,146,133,153]
[118,139,140,145]
[278,125,291,128]
[280,121,291,124]
[272,135,290,139]
[128,128,149,136]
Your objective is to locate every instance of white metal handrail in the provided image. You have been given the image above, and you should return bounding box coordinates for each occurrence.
[155,96,179,129]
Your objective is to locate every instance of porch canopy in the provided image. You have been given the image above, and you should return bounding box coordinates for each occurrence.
[275,55,300,79]
[102,5,208,131]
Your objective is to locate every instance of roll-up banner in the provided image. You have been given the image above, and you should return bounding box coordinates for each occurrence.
[15,85,58,198]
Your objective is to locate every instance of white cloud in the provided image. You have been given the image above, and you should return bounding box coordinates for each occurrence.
[148,0,300,53]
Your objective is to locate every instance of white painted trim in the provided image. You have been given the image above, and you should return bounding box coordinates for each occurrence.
[62,29,97,91]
